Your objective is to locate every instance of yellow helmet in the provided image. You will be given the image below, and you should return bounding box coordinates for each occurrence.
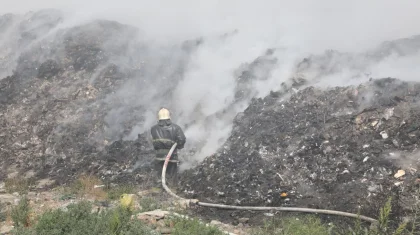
[158,108,170,120]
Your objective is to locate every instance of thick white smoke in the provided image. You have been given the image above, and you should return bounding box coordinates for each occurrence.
[2,0,420,170]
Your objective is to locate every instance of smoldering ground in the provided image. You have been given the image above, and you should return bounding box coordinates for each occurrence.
[1,0,420,174]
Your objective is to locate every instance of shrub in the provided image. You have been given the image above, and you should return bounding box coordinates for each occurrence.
[251,197,414,235]
[11,196,31,227]
[347,197,409,235]
[11,201,157,235]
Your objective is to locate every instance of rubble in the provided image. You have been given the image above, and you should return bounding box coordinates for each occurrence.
[180,78,420,218]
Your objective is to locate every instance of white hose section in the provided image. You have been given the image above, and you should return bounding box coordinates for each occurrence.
[161,143,184,200]
[161,143,378,223]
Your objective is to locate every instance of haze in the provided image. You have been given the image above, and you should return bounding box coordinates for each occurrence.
[1,0,420,169]
[3,0,420,53]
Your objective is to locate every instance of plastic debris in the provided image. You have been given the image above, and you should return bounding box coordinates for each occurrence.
[394,170,406,179]
[380,131,389,139]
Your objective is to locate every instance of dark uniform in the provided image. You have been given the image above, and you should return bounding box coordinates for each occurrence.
[150,119,186,183]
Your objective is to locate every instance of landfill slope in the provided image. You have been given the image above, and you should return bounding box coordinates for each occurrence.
[180,78,420,217]
[0,13,192,185]
[0,10,285,186]
[1,9,420,217]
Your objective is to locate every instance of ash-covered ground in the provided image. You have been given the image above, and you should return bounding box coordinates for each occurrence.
[1,9,420,222]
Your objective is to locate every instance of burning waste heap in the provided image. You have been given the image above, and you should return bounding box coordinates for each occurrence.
[180,77,420,218]
[0,10,196,185]
[1,9,420,220]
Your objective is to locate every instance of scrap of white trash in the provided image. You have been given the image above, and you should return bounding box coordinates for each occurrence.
[394,170,405,179]
[383,108,394,120]
[394,182,403,186]
[380,131,389,139]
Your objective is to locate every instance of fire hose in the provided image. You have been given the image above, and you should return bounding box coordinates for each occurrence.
[161,143,378,224]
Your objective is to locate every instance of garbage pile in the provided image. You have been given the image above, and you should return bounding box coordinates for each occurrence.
[180,77,420,217]
[0,10,288,186]
[1,9,420,219]
[0,12,182,185]
[0,10,268,186]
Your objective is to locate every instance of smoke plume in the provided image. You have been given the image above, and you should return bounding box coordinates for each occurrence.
[1,0,420,170]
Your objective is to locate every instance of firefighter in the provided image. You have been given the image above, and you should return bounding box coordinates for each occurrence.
[150,108,186,185]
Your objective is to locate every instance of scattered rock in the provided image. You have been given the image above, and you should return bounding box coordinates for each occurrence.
[136,209,170,221]
[210,220,223,226]
[36,178,55,189]
[173,199,198,209]
[0,224,13,234]
[0,194,18,204]
[238,217,249,224]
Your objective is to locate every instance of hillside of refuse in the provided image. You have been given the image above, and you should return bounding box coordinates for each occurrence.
[180,77,420,219]
[1,10,420,223]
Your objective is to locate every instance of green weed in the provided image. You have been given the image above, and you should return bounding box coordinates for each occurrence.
[169,215,226,235]
[10,196,31,227]
[138,197,160,212]
[107,184,136,200]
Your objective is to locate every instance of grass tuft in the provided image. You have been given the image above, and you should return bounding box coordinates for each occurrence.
[10,196,31,228]
[168,215,226,235]
[106,184,136,200]
[4,177,33,195]
[63,175,107,200]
